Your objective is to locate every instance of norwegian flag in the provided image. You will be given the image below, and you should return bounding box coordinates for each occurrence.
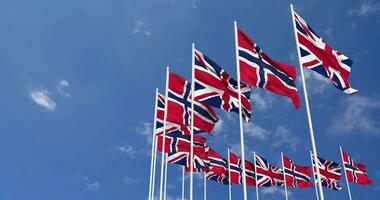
[311,154,343,190]
[293,10,358,94]
[156,131,206,154]
[194,48,252,122]
[167,72,219,134]
[254,154,284,187]
[167,135,208,169]
[341,149,373,185]
[156,92,193,136]
[237,28,300,108]
[229,152,256,185]
[282,155,312,187]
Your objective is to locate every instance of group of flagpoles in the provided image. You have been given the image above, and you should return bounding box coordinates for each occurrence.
[159,67,170,200]
[290,4,325,200]
[234,20,249,200]
[340,146,353,200]
[281,152,289,200]
[148,89,159,200]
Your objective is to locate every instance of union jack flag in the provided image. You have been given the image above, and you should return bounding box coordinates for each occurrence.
[205,170,229,185]
[237,28,300,108]
[341,149,373,185]
[254,154,284,187]
[282,155,312,187]
[293,10,358,94]
[311,154,343,190]
[194,48,252,122]
[229,152,256,185]
[167,135,208,169]
[167,72,219,134]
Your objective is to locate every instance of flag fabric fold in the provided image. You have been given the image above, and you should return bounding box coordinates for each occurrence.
[229,152,256,185]
[255,154,284,187]
[237,28,300,108]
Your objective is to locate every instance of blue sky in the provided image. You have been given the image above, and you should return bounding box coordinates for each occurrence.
[1,0,380,199]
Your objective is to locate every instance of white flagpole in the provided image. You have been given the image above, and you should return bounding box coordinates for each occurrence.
[164,154,168,200]
[281,152,289,200]
[290,4,325,200]
[159,67,170,200]
[310,151,320,200]
[340,146,353,200]
[149,88,159,200]
[228,148,232,200]
[182,166,185,200]
[253,152,259,200]
[190,43,195,200]
[204,172,207,200]
[233,20,248,200]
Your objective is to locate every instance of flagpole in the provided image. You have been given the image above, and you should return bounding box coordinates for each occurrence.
[204,172,207,200]
[290,4,325,200]
[253,152,259,200]
[182,166,185,200]
[190,43,195,200]
[159,67,170,200]
[281,152,289,200]
[228,148,232,200]
[149,88,159,200]
[164,154,168,200]
[234,20,248,200]
[310,150,320,200]
[340,146,353,200]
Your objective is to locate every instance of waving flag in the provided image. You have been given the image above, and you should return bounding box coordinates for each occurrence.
[237,28,300,108]
[311,154,343,190]
[205,170,229,185]
[167,135,208,169]
[156,131,206,154]
[282,155,312,187]
[229,152,256,185]
[194,48,252,121]
[293,10,358,94]
[255,154,284,187]
[341,149,373,185]
[167,72,219,133]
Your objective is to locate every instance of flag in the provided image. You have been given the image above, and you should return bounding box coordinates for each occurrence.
[255,154,284,187]
[205,170,229,185]
[156,131,206,154]
[282,155,312,187]
[293,10,358,94]
[229,152,256,185]
[167,72,219,133]
[237,28,300,108]
[194,48,252,121]
[311,154,343,190]
[341,149,373,185]
[167,136,208,169]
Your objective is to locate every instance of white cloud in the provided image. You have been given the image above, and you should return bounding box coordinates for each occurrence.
[301,69,330,94]
[350,1,380,16]
[136,121,153,144]
[261,187,291,198]
[213,118,224,135]
[29,89,57,111]
[115,144,137,158]
[250,92,275,111]
[83,176,100,191]
[324,28,333,39]
[328,96,380,135]
[272,126,298,152]
[56,79,71,97]
[244,122,270,140]
[132,19,152,37]
[123,176,139,185]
